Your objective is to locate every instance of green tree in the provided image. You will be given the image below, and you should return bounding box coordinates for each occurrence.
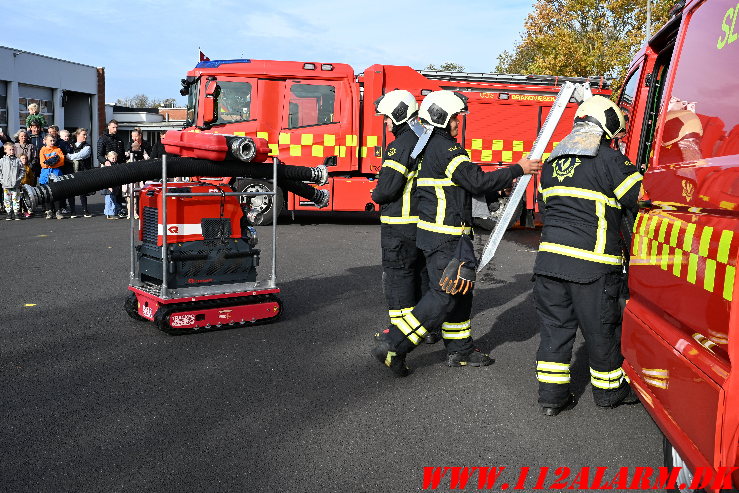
[115,95,179,108]
[426,62,466,72]
[496,0,675,93]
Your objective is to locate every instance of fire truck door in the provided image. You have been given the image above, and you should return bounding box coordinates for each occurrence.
[280,80,352,169]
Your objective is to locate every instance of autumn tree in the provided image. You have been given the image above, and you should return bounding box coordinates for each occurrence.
[116,95,179,108]
[496,0,675,93]
[426,62,466,72]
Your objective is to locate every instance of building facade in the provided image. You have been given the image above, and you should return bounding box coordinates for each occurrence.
[0,46,103,152]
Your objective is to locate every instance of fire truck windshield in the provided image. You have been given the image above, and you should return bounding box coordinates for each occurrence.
[215,81,253,125]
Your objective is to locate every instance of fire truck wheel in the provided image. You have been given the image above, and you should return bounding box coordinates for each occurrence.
[236,179,284,226]
[662,435,705,493]
[473,196,523,231]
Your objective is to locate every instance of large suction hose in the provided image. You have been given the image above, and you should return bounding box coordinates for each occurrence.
[23,157,329,209]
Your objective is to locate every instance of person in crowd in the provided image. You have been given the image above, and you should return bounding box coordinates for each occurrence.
[150,131,169,159]
[126,128,152,161]
[27,122,46,179]
[26,103,48,129]
[0,142,25,220]
[66,128,94,218]
[102,151,122,219]
[18,153,35,218]
[48,125,62,146]
[97,119,127,218]
[57,129,76,215]
[14,129,37,175]
[39,134,65,219]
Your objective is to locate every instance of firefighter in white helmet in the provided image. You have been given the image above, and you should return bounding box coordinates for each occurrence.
[533,95,642,415]
[372,90,541,376]
[371,90,440,347]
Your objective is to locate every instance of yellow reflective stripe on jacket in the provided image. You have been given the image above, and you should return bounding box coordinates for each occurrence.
[614,172,642,199]
[418,220,472,235]
[417,178,455,186]
[595,201,607,253]
[539,242,622,265]
[382,159,408,177]
[380,215,419,224]
[401,170,416,217]
[445,155,470,179]
[434,185,446,224]
[541,186,620,207]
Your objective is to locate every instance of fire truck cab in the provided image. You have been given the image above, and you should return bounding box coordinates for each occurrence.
[618,0,739,490]
[179,59,609,225]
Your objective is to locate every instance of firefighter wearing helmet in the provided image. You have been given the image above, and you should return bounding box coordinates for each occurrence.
[372,90,541,376]
[371,90,439,346]
[533,95,642,416]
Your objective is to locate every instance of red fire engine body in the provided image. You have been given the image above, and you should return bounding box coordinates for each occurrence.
[176,59,609,225]
[617,0,739,489]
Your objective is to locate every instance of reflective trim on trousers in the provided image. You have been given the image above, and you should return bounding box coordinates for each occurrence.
[393,311,428,346]
[590,367,625,389]
[536,360,571,384]
[441,320,472,340]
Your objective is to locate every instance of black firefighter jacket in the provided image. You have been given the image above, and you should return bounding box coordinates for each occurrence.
[371,123,419,240]
[534,141,642,282]
[415,129,523,250]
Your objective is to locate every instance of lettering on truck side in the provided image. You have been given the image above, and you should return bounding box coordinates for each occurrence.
[717,2,739,49]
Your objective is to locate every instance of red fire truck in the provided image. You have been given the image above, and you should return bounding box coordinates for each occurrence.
[177,59,609,225]
[618,0,739,490]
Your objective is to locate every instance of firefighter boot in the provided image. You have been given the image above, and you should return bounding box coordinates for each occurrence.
[540,394,577,417]
[596,383,640,409]
[371,337,410,377]
[447,348,494,367]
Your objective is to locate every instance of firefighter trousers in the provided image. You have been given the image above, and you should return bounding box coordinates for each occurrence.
[381,231,428,328]
[385,238,475,356]
[534,272,630,407]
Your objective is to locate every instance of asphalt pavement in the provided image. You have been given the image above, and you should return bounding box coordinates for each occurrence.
[0,198,662,493]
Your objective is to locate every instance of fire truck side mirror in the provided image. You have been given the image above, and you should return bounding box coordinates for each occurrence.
[203,78,219,126]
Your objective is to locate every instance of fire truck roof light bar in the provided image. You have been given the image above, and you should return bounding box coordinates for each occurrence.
[196,59,252,69]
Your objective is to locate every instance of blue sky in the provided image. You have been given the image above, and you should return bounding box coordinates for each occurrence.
[2,0,534,105]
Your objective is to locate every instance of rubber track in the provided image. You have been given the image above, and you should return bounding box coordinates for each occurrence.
[152,293,282,335]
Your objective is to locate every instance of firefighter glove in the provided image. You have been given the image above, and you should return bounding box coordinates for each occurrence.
[439,260,476,295]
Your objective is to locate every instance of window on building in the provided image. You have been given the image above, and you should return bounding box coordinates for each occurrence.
[0,93,7,135]
[19,97,54,128]
[288,84,335,128]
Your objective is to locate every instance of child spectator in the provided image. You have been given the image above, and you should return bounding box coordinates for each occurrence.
[102,151,121,219]
[39,134,65,219]
[0,143,25,220]
[26,103,48,129]
[18,153,35,217]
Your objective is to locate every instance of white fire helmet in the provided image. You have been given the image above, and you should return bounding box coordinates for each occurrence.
[374,90,418,126]
[574,95,626,139]
[419,90,469,128]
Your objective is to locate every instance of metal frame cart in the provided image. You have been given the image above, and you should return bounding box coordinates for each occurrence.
[125,155,282,334]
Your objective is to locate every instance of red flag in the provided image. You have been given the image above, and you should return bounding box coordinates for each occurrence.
[199,50,210,62]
